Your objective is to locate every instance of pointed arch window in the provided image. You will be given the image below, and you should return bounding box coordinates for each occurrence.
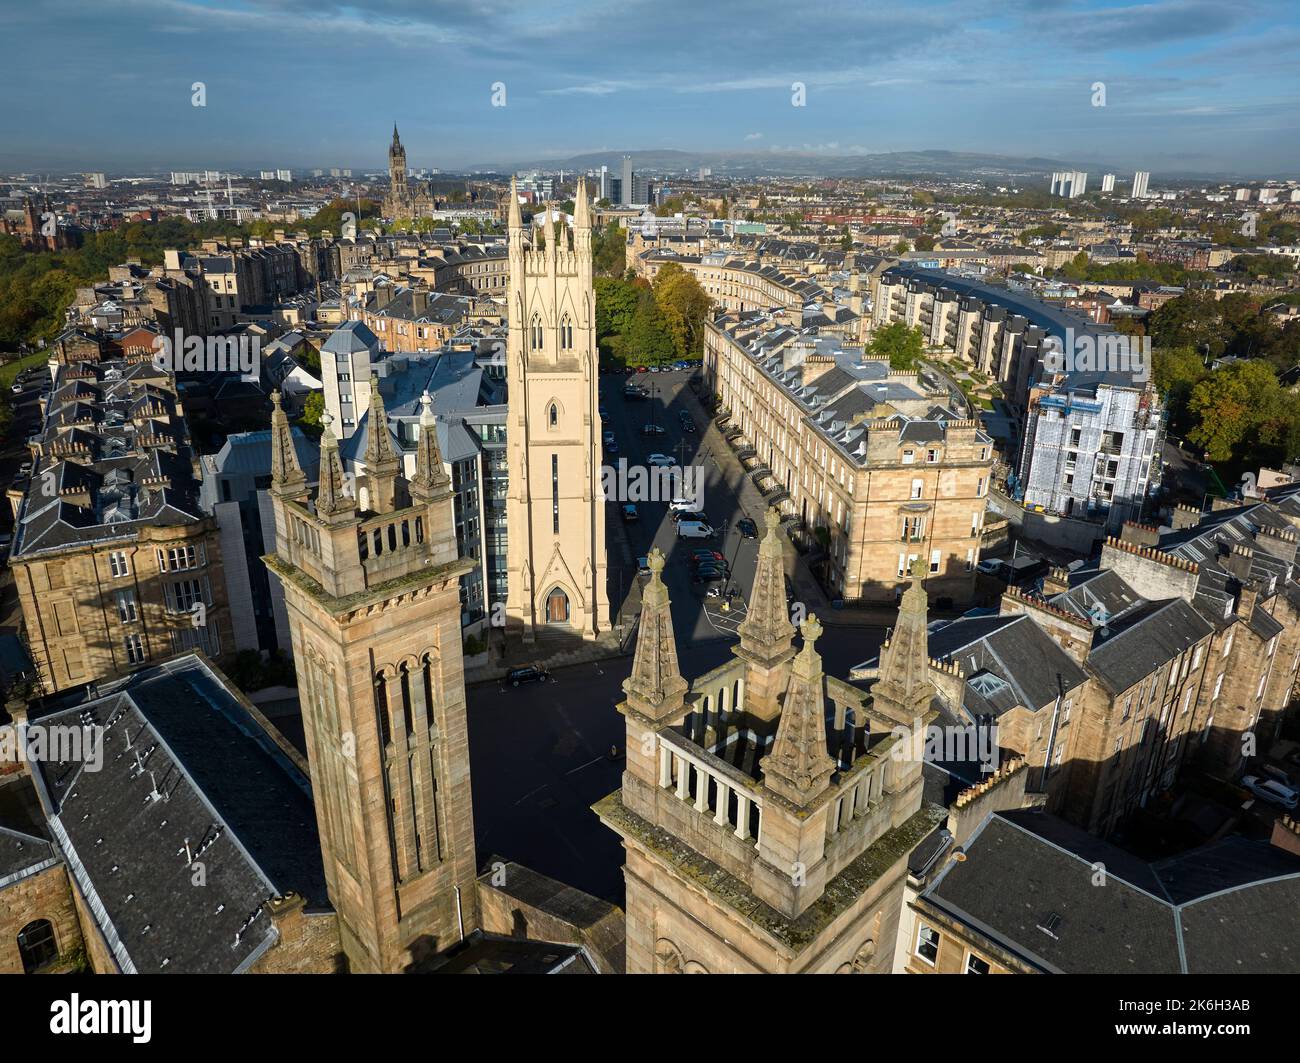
[530,314,543,350]
[559,314,574,350]
[548,403,559,428]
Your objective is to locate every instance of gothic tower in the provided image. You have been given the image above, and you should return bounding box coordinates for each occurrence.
[388,124,408,203]
[264,390,480,973]
[504,178,610,641]
[597,526,941,973]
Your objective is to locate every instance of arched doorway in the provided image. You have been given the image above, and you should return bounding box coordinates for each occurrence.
[545,587,570,624]
[17,919,57,973]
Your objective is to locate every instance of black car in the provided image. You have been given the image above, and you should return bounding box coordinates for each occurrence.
[507,666,549,687]
[692,570,726,585]
[695,564,729,580]
[671,509,708,524]
[642,423,666,436]
[737,517,758,538]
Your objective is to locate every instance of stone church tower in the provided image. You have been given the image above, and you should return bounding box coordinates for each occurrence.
[596,522,943,973]
[504,177,609,641]
[264,389,480,973]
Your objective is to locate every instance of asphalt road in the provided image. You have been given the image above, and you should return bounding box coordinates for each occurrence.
[465,368,887,905]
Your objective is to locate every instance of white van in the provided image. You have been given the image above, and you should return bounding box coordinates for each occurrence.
[677,520,713,539]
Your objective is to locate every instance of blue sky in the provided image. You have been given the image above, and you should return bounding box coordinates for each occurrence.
[2,0,1297,176]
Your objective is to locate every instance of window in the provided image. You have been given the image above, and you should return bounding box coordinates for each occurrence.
[1212,673,1224,701]
[1256,672,1267,700]
[1191,646,1203,671]
[902,449,915,465]
[965,547,975,571]
[530,313,543,350]
[559,314,573,350]
[965,953,990,975]
[902,515,925,541]
[17,920,57,973]
[551,454,560,534]
[930,549,941,574]
[109,551,130,578]
[165,578,208,614]
[114,589,137,623]
[125,633,146,665]
[911,478,924,500]
[1061,699,1072,726]
[1223,631,1234,657]
[157,544,204,572]
[915,924,939,965]
[1121,694,1132,721]
[548,403,558,428]
[926,448,939,463]
[977,476,986,496]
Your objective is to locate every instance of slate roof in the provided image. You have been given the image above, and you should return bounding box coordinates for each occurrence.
[27,655,326,974]
[922,809,1300,973]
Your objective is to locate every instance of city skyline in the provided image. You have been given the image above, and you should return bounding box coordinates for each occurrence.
[1,0,1298,176]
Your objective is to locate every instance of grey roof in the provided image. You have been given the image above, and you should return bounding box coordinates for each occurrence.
[320,320,380,357]
[926,613,1089,717]
[27,655,326,974]
[922,809,1300,973]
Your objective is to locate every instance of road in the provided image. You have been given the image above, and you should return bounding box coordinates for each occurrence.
[464,367,887,905]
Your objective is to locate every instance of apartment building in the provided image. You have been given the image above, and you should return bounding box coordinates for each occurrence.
[873,265,1163,532]
[905,807,1300,974]
[9,355,230,694]
[706,310,994,605]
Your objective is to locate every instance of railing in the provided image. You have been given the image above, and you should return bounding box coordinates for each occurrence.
[656,732,764,847]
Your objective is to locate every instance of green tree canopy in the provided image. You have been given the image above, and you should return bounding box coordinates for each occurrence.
[868,321,925,370]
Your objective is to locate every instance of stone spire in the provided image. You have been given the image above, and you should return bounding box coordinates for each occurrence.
[314,412,355,523]
[269,390,307,499]
[574,175,590,230]
[623,548,688,720]
[363,377,400,514]
[507,176,522,231]
[737,508,796,661]
[409,390,450,503]
[760,614,836,807]
[872,558,935,724]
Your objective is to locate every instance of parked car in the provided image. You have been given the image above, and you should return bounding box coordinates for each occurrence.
[669,497,700,512]
[636,556,651,577]
[677,520,713,539]
[647,454,674,467]
[621,503,639,523]
[602,431,616,446]
[693,569,726,585]
[507,665,549,688]
[1243,775,1299,810]
[976,559,1005,576]
[737,517,758,538]
[642,423,666,436]
[9,383,22,394]
[695,563,729,579]
[624,387,647,401]
[689,549,725,564]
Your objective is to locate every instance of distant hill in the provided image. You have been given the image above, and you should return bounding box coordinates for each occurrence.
[468,147,1100,180]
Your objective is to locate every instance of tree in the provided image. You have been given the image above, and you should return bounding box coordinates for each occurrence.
[1187,359,1279,463]
[591,223,626,277]
[626,290,676,367]
[652,263,712,359]
[594,277,639,338]
[298,392,325,436]
[868,321,924,370]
